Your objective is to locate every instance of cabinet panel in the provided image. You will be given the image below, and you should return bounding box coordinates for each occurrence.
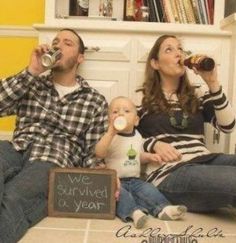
[79,68,129,103]
[84,39,131,62]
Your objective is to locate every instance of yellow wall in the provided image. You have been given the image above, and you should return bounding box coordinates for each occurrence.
[0,0,45,131]
[0,0,45,25]
[0,37,39,131]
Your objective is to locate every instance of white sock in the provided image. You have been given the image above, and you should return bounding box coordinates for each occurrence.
[158,205,187,220]
[132,209,148,229]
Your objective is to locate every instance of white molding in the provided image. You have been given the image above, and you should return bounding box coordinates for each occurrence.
[0,25,38,37]
[0,131,13,141]
[221,13,236,31]
[33,21,231,37]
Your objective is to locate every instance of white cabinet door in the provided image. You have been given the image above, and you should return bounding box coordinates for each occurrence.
[79,68,129,103]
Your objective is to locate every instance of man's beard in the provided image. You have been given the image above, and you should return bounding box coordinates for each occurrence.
[52,56,78,72]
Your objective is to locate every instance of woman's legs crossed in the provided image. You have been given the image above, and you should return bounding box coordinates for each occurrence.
[158,161,236,212]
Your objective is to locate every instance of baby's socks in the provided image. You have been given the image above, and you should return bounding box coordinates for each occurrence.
[132,209,148,229]
[158,205,187,220]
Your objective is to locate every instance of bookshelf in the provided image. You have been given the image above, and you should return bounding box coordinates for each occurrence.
[33,0,234,153]
[45,0,225,29]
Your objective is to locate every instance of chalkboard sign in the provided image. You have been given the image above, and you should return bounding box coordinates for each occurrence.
[48,168,116,219]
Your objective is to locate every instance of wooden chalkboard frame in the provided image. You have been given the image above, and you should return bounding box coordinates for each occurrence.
[48,168,116,219]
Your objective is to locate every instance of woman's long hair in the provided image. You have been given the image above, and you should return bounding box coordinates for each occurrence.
[138,35,199,114]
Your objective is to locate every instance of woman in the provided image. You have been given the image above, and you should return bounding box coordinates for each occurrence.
[137,34,236,213]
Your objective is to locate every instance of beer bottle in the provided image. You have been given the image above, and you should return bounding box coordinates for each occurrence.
[183,55,215,71]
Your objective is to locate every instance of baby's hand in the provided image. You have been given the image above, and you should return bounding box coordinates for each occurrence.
[115,177,121,201]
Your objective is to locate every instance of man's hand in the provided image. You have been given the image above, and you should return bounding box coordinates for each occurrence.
[27,44,49,76]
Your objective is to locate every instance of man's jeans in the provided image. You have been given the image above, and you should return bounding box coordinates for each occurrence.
[117,177,171,222]
[158,154,236,212]
[0,141,57,243]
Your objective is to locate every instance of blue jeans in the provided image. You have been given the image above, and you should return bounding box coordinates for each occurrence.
[116,177,171,222]
[157,154,236,212]
[0,141,57,243]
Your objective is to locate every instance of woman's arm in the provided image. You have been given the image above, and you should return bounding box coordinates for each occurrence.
[196,67,235,133]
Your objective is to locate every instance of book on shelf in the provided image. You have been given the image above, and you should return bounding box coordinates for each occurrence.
[198,0,208,24]
[146,0,158,22]
[153,0,160,22]
[183,0,196,24]
[156,0,165,22]
[207,0,214,24]
[190,0,201,24]
[170,0,181,23]
[162,0,176,23]
[176,0,188,23]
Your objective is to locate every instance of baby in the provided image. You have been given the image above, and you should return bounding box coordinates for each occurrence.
[95,96,187,228]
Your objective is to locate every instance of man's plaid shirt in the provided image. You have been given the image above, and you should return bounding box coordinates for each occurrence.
[0,69,108,168]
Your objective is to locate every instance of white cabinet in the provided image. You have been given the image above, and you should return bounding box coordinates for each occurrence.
[33,0,233,153]
[221,13,236,154]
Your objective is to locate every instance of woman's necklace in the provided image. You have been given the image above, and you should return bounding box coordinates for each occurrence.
[169,111,189,130]
[163,90,189,130]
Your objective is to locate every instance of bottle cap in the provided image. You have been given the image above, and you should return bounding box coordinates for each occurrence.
[114,116,127,131]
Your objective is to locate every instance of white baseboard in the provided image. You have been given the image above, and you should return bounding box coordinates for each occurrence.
[0,131,13,141]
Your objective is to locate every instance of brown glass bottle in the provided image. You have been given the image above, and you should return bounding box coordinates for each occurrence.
[183,55,215,71]
[124,0,135,21]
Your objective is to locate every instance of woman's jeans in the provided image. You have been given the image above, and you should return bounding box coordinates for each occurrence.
[158,154,236,212]
[0,141,57,243]
[116,177,171,222]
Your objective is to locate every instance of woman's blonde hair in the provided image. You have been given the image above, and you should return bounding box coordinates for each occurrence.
[137,34,199,114]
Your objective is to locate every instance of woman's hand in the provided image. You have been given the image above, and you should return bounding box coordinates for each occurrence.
[153,141,182,163]
[140,152,163,165]
[192,66,220,93]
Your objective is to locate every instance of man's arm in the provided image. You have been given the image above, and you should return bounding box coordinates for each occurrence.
[0,44,49,117]
[81,97,109,168]
[0,70,36,116]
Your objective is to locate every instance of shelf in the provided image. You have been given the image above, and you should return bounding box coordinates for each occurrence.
[220,13,236,30]
[33,20,231,37]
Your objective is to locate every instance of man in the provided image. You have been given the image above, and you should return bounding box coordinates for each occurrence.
[0,29,108,242]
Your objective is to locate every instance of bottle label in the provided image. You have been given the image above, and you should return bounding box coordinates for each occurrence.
[126,0,134,17]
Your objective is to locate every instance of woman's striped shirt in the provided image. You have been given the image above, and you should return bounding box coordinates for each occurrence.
[137,86,235,186]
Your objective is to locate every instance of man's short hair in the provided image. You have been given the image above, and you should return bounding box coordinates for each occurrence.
[60,28,85,54]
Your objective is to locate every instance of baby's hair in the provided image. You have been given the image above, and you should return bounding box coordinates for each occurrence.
[109,96,137,113]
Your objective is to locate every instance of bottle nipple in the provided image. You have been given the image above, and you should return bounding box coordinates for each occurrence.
[114,116,127,131]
